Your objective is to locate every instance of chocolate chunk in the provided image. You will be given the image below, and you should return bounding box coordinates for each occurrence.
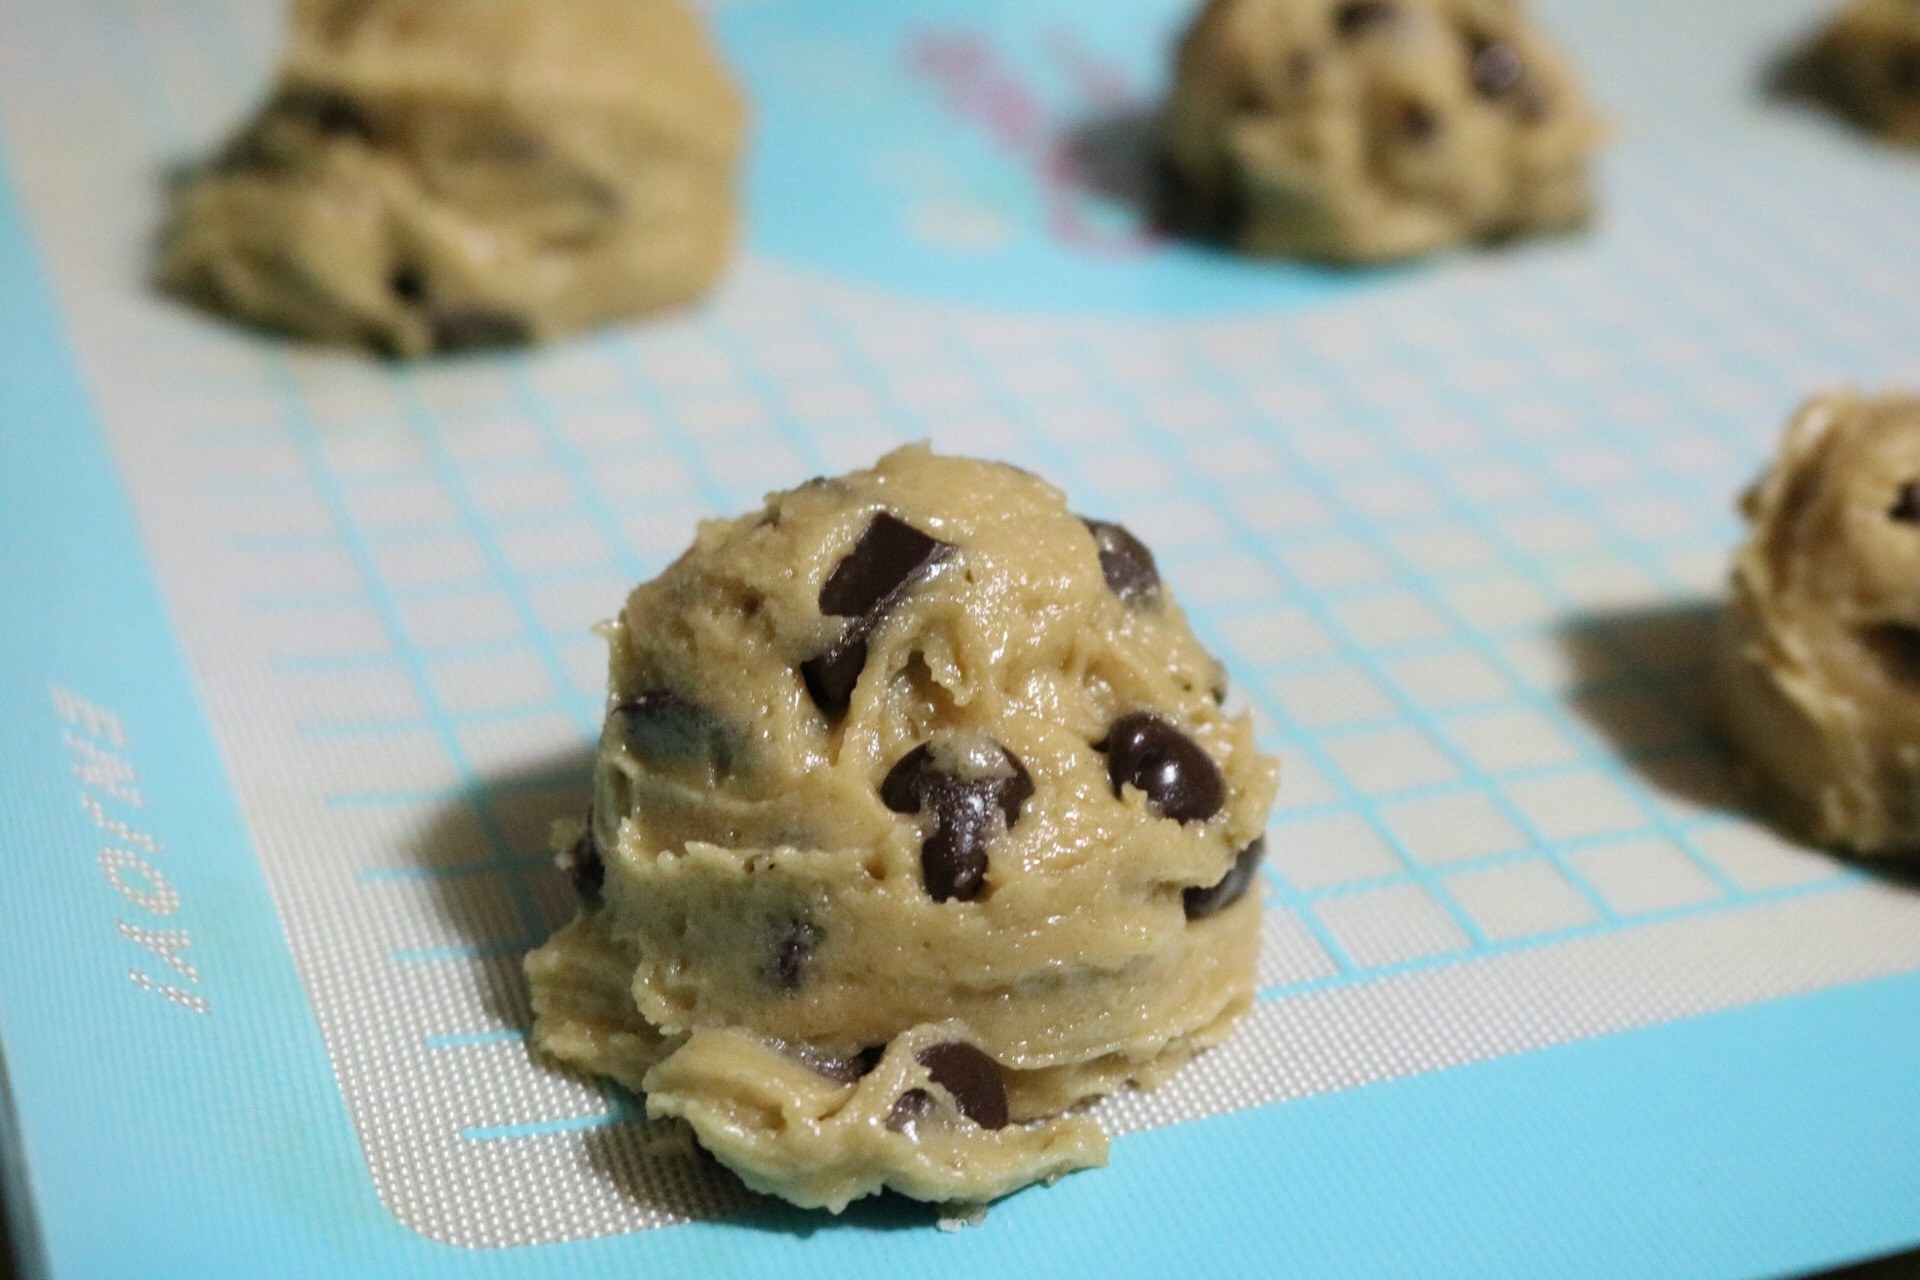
[882,741,1034,903]
[432,308,529,353]
[560,825,604,902]
[1183,837,1266,920]
[1891,481,1920,523]
[1099,712,1226,823]
[809,1045,885,1086]
[1469,39,1527,99]
[613,692,733,777]
[1334,1,1398,36]
[1083,518,1162,606]
[819,513,951,617]
[917,1042,1009,1130]
[771,917,820,990]
[885,1087,935,1132]
[802,513,954,717]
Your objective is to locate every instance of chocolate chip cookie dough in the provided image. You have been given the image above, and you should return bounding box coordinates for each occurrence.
[1718,392,1920,857]
[1776,0,1920,145]
[524,446,1278,1211]
[160,0,745,356]
[1159,0,1603,264]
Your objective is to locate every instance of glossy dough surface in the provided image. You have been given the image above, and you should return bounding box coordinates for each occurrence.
[525,447,1278,1210]
[1160,0,1602,263]
[160,0,745,355]
[1718,392,1920,857]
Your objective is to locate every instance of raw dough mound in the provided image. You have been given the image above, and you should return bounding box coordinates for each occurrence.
[524,446,1279,1211]
[1717,392,1920,857]
[1159,0,1603,264]
[1777,0,1920,145]
[160,0,745,356]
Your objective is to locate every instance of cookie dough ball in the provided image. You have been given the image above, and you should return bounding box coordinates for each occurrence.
[524,446,1279,1211]
[1159,0,1603,264]
[1717,392,1920,857]
[160,0,745,356]
[1777,0,1920,145]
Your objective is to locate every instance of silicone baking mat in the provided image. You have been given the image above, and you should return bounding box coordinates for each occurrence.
[3,0,1920,1276]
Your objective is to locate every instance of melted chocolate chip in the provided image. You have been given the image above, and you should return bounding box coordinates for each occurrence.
[1099,713,1226,824]
[388,266,427,305]
[916,1042,1009,1130]
[1334,0,1398,36]
[560,825,604,902]
[771,917,820,990]
[885,1088,935,1131]
[802,513,954,716]
[613,692,733,777]
[1183,837,1266,920]
[1470,39,1527,99]
[1891,481,1920,523]
[883,741,1033,902]
[1083,518,1162,605]
[432,308,529,353]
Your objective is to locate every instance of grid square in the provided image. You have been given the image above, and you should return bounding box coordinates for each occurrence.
[1271,749,1342,813]
[370,531,488,592]
[1566,837,1723,915]
[1267,811,1402,891]
[617,502,708,560]
[1550,559,1664,612]
[526,575,626,636]
[253,602,387,662]
[1315,883,1471,968]
[1267,665,1395,731]
[1324,725,1459,796]
[495,518,612,579]
[1217,607,1337,667]
[457,712,592,779]
[342,478,457,534]
[1282,536,1393,592]
[1570,686,1702,755]
[466,466,574,520]
[1442,573,1559,632]
[398,590,522,652]
[1500,510,1600,559]
[1691,824,1844,893]
[1440,706,1580,775]
[1444,860,1597,942]
[1380,790,1528,866]
[1383,647,1513,710]
[1170,551,1283,607]
[1254,907,1341,990]
[1330,591,1450,650]
[1504,770,1648,843]
[1499,631,1626,694]
[1124,500,1231,551]
[1230,485,1332,535]
[427,649,555,716]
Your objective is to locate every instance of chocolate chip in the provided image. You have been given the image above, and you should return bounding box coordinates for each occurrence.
[612,692,733,777]
[432,308,529,353]
[819,513,951,617]
[1334,1,1398,36]
[1399,101,1443,144]
[885,1087,935,1131]
[1891,50,1920,96]
[1891,482,1920,523]
[771,917,820,990]
[1183,837,1266,920]
[277,88,373,140]
[560,825,604,902]
[388,266,427,304]
[1099,713,1225,824]
[1083,518,1161,605]
[882,741,1033,903]
[802,513,954,716]
[810,1044,885,1085]
[916,1042,1009,1130]
[1470,40,1526,99]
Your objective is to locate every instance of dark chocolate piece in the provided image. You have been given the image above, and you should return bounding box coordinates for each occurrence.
[388,265,427,305]
[882,741,1033,902]
[1334,1,1398,37]
[1083,518,1162,606]
[1470,39,1527,99]
[432,307,529,353]
[1099,712,1226,824]
[916,1042,1009,1130]
[1183,837,1266,920]
[1891,481,1920,523]
[802,513,954,716]
[560,825,604,902]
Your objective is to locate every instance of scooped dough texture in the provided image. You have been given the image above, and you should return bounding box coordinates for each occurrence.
[1779,0,1920,145]
[524,447,1278,1211]
[160,0,744,355]
[1717,392,1920,857]
[1160,0,1602,264]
